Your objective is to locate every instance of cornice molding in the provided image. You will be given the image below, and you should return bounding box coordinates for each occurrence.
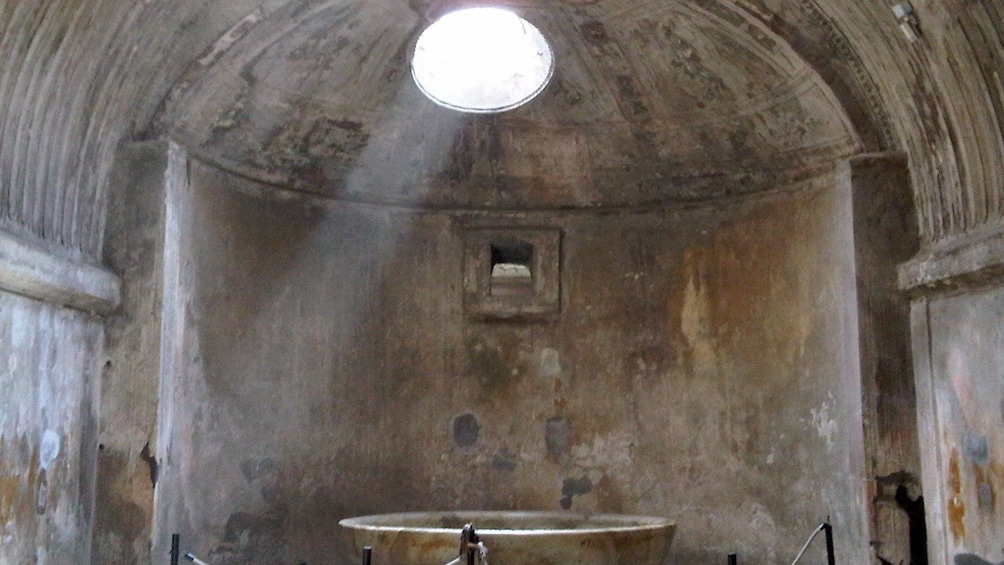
[0,228,121,315]
[899,224,1004,295]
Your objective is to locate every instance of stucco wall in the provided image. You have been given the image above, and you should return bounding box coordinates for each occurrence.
[152,160,869,565]
[912,289,1004,565]
[0,290,103,564]
[91,142,169,564]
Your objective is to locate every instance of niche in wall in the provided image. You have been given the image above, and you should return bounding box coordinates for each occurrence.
[463,227,561,319]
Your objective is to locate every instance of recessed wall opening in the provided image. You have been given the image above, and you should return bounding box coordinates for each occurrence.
[490,240,534,296]
[463,227,561,318]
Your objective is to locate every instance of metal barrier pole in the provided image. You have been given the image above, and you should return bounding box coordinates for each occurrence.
[170,534,180,565]
[823,523,835,565]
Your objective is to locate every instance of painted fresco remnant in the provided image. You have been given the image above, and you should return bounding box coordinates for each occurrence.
[925,293,1004,565]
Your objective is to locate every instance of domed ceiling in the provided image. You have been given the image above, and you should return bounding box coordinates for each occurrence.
[163,0,863,209]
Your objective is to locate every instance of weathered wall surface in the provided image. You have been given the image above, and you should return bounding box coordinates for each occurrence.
[850,155,924,565]
[91,142,169,564]
[1,4,1002,565]
[4,0,1000,251]
[817,0,1004,246]
[912,289,1004,565]
[902,1,1004,244]
[151,161,869,565]
[0,289,103,564]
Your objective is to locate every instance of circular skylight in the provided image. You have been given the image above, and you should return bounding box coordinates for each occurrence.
[411,8,554,113]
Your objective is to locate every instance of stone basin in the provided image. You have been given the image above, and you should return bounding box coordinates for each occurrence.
[338,511,676,565]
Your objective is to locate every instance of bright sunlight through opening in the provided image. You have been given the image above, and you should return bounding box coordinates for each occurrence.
[411,7,554,113]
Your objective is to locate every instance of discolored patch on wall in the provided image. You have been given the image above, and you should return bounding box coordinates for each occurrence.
[539,348,562,377]
[961,430,989,467]
[211,509,289,562]
[973,464,995,513]
[545,416,571,459]
[560,476,592,509]
[948,449,966,543]
[954,553,1004,565]
[614,75,649,120]
[580,20,608,46]
[453,414,480,447]
[466,338,521,396]
[491,448,517,472]
[0,434,39,527]
[93,448,148,552]
[34,468,47,515]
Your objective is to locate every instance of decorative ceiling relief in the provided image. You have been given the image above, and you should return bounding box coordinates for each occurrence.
[163,0,862,209]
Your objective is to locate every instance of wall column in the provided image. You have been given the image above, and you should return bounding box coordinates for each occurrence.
[849,153,923,565]
[92,141,170,564]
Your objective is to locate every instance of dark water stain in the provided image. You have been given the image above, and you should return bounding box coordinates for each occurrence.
[954,554,1004,565]
[560,476,592,509]
[453,414,480,447]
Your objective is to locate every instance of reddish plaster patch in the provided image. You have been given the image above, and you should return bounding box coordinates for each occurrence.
[0,435,38,526]
[948,449,966,543]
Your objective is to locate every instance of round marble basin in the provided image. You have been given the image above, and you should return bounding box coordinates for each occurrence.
[338,511,676,565]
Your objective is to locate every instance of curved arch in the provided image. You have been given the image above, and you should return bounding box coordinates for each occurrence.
[153,0,867,209]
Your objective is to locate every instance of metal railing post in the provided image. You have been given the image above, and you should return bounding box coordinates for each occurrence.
[823,523,835,565]
[170,534,180,565]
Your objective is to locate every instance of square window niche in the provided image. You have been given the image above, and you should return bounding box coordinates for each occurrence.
[463,227,562,320]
